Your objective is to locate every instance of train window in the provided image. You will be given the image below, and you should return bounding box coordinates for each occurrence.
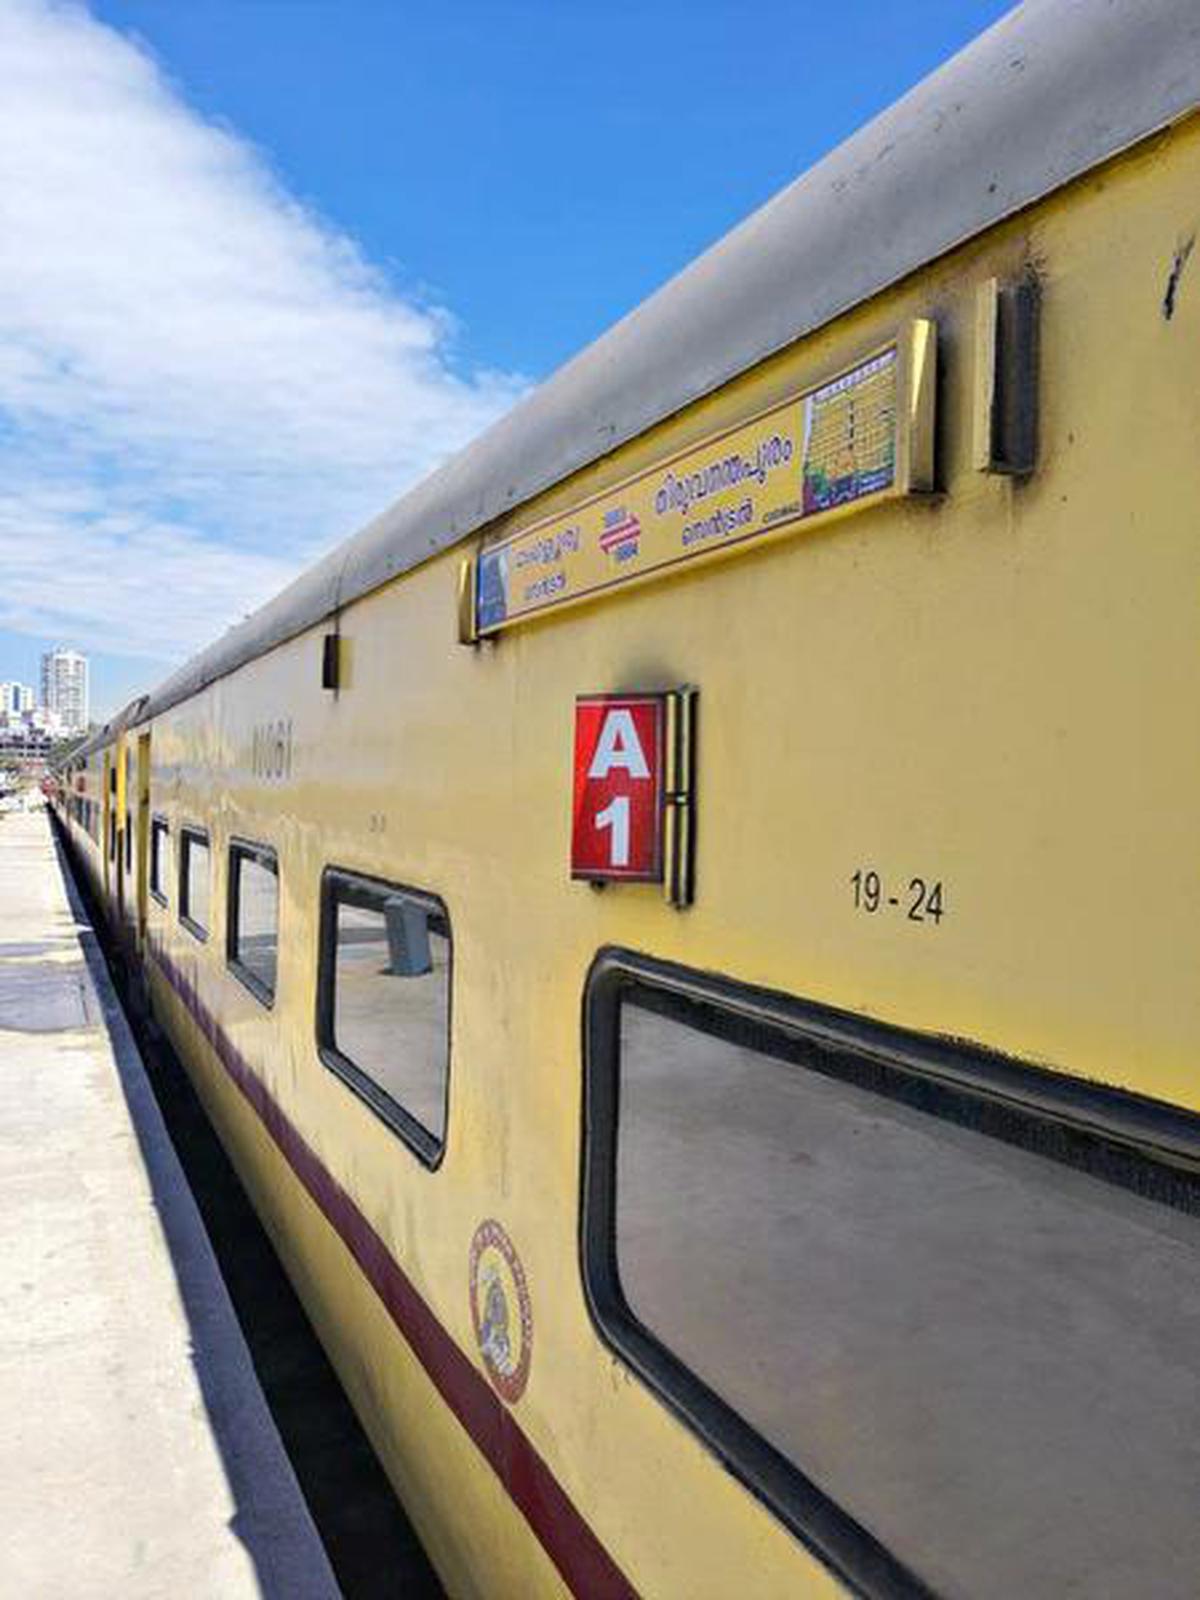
[227,840,279,1006]
[179,827,211,940]
[149,817,170,906]
[125,810,132,874]
[317,868,451,1166]
[582,952,1200,1600]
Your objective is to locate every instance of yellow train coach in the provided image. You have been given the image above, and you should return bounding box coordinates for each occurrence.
[56,2,1200,1595]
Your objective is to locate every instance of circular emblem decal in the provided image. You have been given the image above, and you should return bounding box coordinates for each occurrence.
[469,1219,533,1403]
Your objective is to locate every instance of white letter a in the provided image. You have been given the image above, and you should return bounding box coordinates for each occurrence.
[588,709,650,780]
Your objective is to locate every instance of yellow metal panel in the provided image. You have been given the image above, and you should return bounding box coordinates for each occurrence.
[972,277,1000,471]
[900,316,937,492]
[117,111,1200,1600]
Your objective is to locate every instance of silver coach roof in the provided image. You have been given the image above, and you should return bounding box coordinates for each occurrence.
[114,0,1200,741]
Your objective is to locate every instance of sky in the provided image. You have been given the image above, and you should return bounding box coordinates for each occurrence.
[0,0,1012,720]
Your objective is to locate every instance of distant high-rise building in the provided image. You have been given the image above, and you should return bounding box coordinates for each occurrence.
[0,681,34,716]
[40,648,89,734]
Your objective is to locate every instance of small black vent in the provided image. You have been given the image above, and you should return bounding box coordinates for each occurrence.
[321,633,340,692]
[991,277,1039,476]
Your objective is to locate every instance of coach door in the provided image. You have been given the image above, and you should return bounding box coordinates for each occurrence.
[135,732,151,949]
[102,750,113,901]
[116,737,128,926]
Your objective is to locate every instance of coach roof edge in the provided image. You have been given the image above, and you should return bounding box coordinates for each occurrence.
[122,0,1200,736]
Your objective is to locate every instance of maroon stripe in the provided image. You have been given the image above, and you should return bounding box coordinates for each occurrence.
[151,945,638,1600]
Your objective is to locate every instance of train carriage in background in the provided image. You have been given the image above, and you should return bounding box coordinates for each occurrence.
[56,2,1200,1596]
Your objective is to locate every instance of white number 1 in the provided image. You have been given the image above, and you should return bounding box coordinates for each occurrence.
[595,795,630,867]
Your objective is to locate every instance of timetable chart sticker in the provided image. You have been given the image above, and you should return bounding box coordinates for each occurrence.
[571,694,665,882]
[801,347,897,514]
[474,324,934,636]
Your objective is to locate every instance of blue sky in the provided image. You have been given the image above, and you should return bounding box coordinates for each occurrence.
[0,0,1011,718]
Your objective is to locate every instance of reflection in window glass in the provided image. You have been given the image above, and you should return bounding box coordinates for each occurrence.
[229,843,279,1002]
[180,829,210,937]
[321,873,450,1162]
[606,985,1200,1600]
[150,818,170,903]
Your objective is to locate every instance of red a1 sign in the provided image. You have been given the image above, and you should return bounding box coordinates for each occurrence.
[572,694,665,881]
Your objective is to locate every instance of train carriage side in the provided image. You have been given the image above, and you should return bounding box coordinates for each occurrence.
[58,743,106,902]
[54,29,1200,1600]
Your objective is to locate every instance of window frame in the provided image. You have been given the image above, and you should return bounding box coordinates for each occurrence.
[149,814,170,906]
[178,824,211,943]
[316,866,452,1169]
[581,945,1200,1600]
[226,837,280,1009]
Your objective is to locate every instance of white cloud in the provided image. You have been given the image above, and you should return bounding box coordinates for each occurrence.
[0,472,304,659]
[0,0,526,685]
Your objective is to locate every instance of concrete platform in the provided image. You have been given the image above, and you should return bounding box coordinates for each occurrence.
[0,808,340,1600]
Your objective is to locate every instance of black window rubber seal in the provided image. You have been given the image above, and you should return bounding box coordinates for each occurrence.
[579,945,1200,1600]
[314,864,452,1172]
[226,837,279,1009]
